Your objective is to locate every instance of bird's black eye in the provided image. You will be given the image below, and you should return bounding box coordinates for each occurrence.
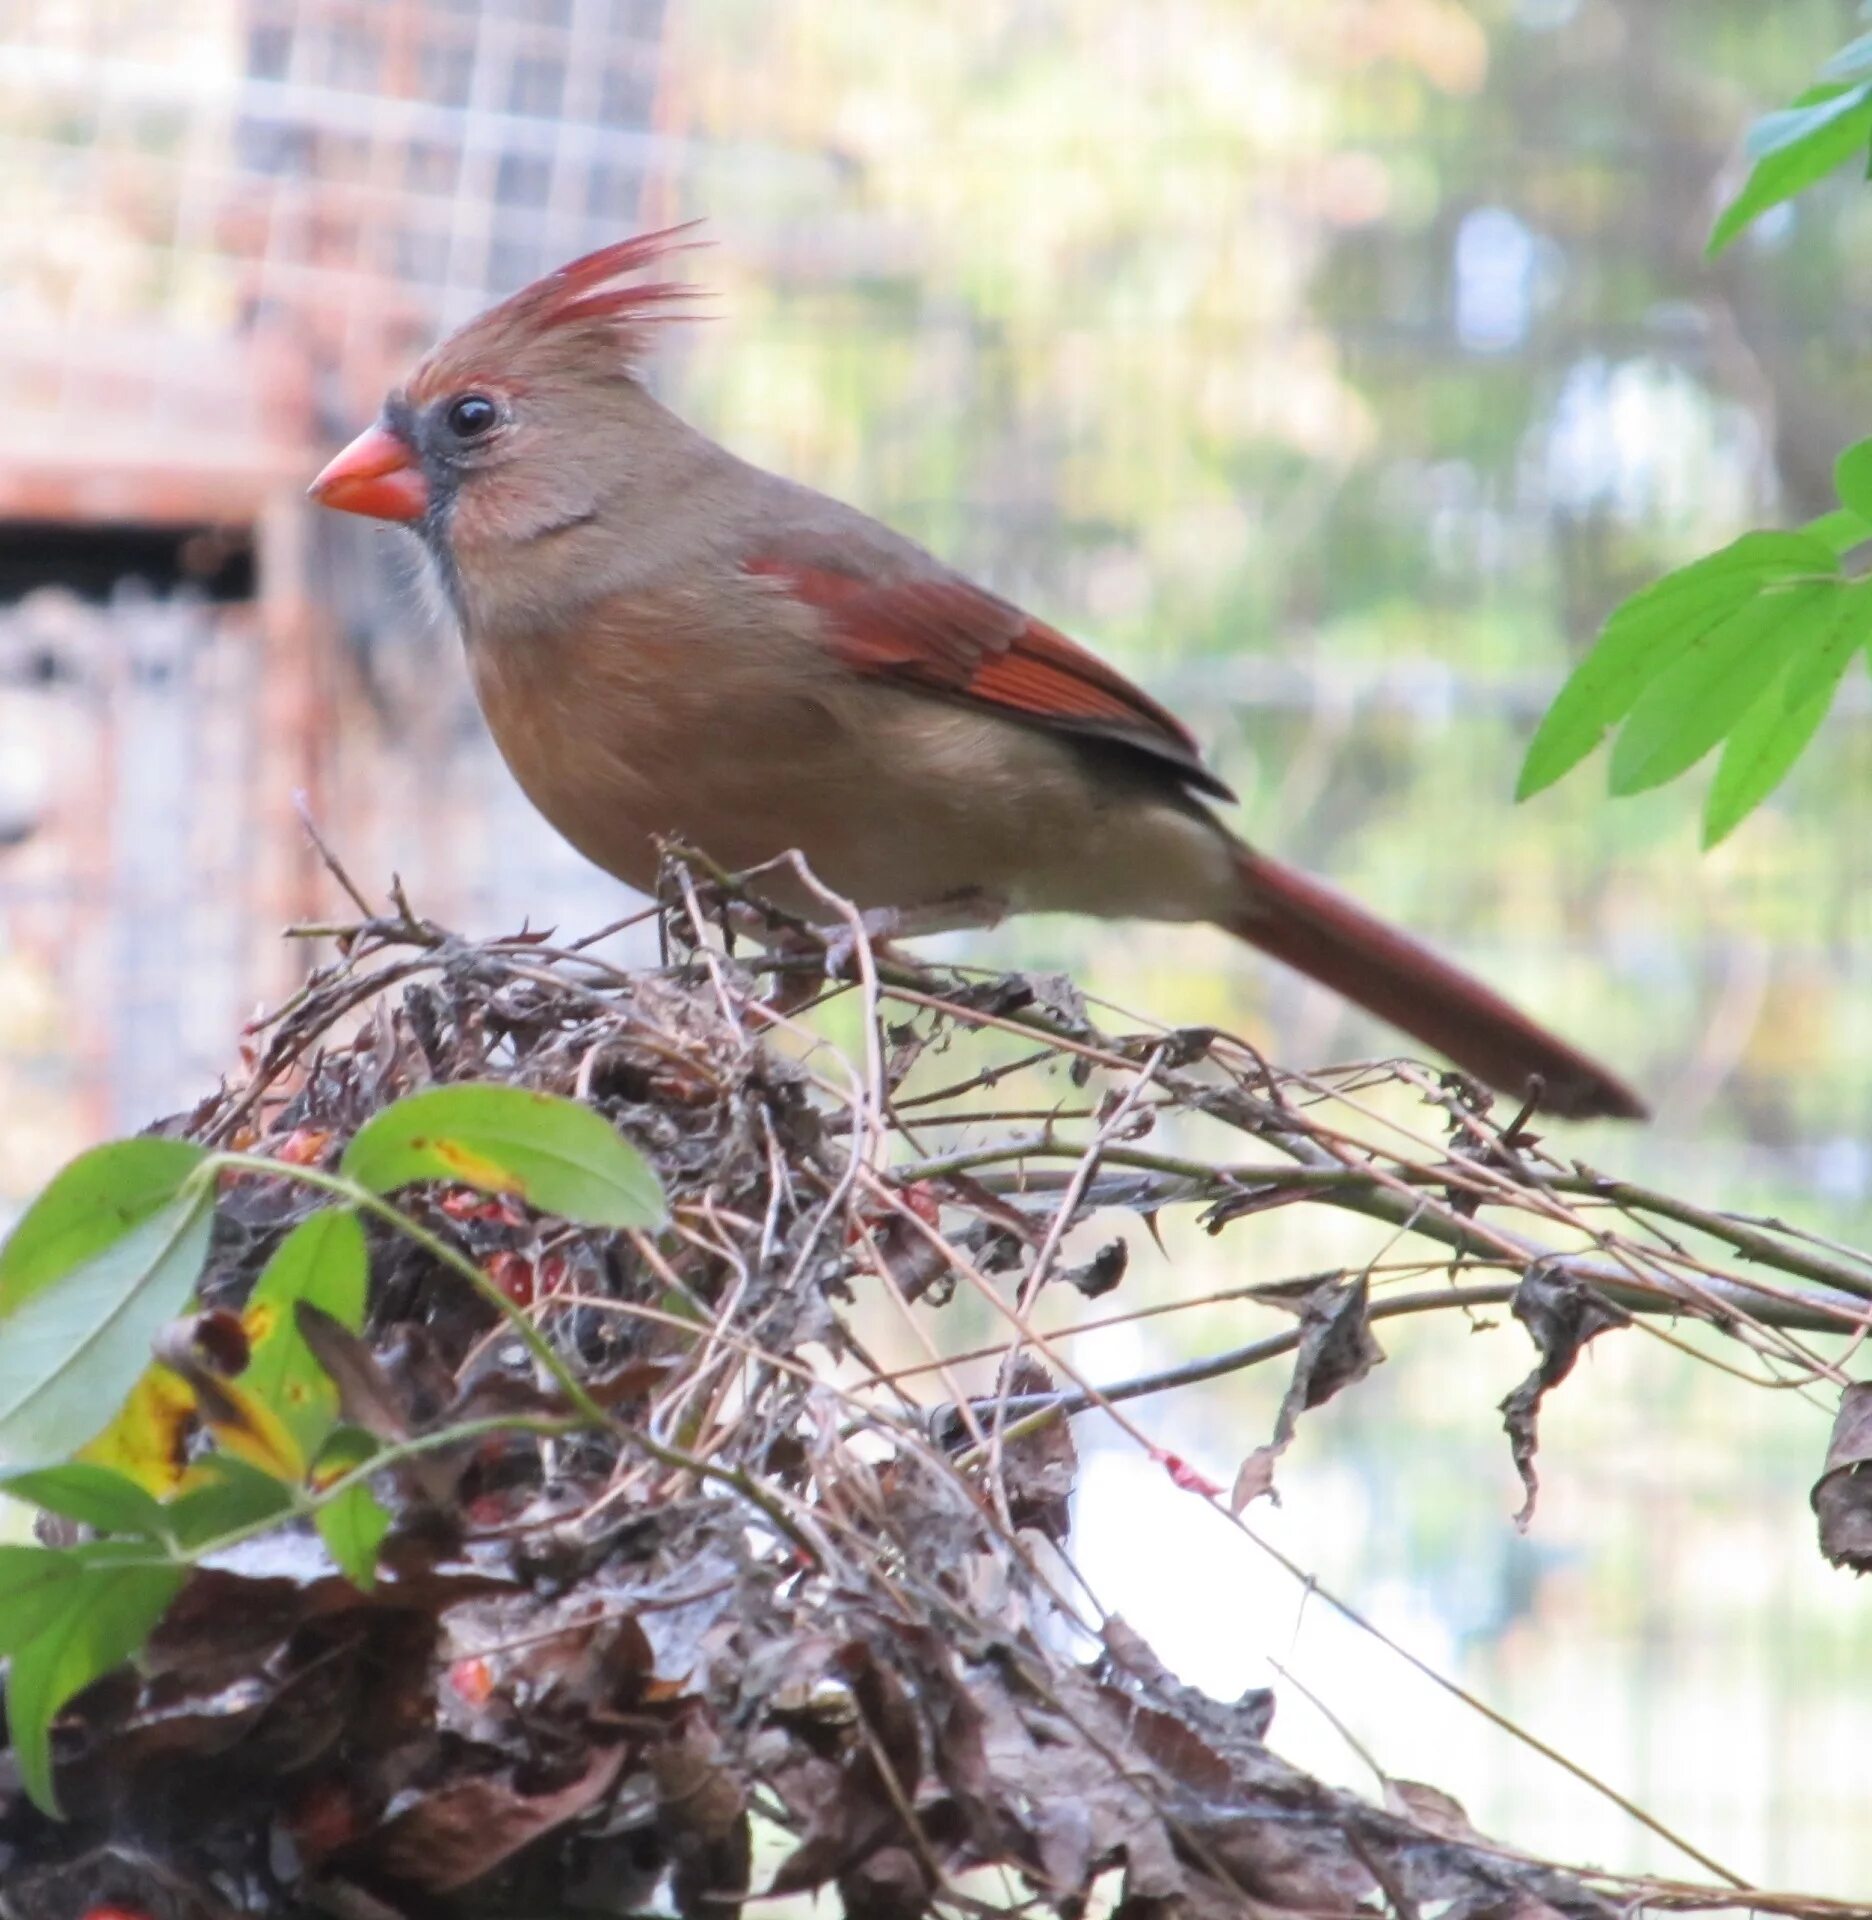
[445,393,499,441]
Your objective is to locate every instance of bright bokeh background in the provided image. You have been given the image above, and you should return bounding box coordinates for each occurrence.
[1,0,1867,1896]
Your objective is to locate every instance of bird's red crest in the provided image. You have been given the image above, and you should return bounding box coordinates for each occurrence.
[429,223,706,381]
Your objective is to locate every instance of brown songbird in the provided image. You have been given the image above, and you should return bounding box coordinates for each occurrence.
[309,228,1642,1120]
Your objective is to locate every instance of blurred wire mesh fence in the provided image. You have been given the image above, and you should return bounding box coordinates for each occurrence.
[0,0,1867,1895]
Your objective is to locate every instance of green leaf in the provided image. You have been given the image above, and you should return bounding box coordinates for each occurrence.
[1516,533,1839,799]
[164,1455,298,1551]
[1741,82,1869,161]
[1518,600,1734,799]
[0,1139,205,1318]
[0,1185,215,1470]
[315,1482,391,1591]
[1820,31,1872,82]
[0,1546,91,1657]
[1703,592,1869,844]
[1803,506,1872,555]
[73,1364,199,1499]
[0,1463,171,1540]
[1616,528,1839,603]
[5,1554,184,1816]
[1785,587,1872,709]
[1608,586,1825,795]
[241,1211,369,1462]
[1712,83,1872,254]
[1703,678,1832,847]
[309,1422,383,1477]
[1835,440,1872,525]
[340,1084,665,1230]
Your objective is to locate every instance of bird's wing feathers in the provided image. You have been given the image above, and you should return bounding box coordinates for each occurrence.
[742,555,1234,800]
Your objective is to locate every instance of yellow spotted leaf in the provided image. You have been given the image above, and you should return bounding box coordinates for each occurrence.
[339,1084,664,1229]
[76,1366,198,1497]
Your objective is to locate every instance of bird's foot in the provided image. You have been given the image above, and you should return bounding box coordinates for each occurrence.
[744,883,1013,1006]
[758,890,1008,1009]
[819,890,1008,979]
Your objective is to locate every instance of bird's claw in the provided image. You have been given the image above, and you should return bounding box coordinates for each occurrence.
[821,908,906,981]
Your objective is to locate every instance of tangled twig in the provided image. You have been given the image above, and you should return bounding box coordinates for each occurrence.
[8,853,1864,1919]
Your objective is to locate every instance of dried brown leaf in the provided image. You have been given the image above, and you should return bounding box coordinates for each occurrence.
[839,1844,934,1920]
[359,1741,628,1891]
[1065,1235,1129,1298]
[1003,1357,1078,1543]
[1499,1267,1631,1529]
[295,1302,413,1444]
[1229,1445,1279,1513]
[1271,1274,1385,1448]
[0,892,1657,1919]
[1384,1777,1481,1843]
[1812,1379,1872,1571]
[1232,1275,1385,1502]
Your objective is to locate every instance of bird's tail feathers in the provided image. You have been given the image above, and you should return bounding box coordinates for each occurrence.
[1224,846,1643,1121]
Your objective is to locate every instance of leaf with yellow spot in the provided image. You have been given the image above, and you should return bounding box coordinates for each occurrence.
[191,1371,307,1483]
[432,1140,519,1191]
[77,1366,198,1497]
[340,1084,664,1229]
[240,1211,369,1464]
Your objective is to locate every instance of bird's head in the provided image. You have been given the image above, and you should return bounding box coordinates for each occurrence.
[308,226,703,585]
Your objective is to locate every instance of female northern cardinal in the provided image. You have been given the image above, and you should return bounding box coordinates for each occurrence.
[310,228,1642,1120]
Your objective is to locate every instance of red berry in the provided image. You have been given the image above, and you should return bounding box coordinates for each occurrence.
[440,1187,505,1221]
[283,1775,361,1857]
[449,1656,495,1705]
[486,1251,535,1308]
[898,1181,942,1228]
[273,1126,333,1167]
[466,1491,512,1527]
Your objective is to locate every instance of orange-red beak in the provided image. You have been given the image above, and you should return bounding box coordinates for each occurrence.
[308,423,428,522]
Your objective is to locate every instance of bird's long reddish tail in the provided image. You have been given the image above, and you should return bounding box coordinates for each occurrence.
[1225,847,1644,1121]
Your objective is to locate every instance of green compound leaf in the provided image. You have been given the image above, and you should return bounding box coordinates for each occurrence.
[1607,586,1825,795]
[1702,587,1872,845]
[1517,531,1840,800]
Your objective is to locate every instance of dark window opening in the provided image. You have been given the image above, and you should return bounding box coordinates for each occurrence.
[0,522,257,605]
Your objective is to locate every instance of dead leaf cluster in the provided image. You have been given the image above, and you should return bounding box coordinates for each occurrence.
[3,865,1866,1920]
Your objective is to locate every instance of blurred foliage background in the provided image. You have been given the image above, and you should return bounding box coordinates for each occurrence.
[0,0,1867,1897]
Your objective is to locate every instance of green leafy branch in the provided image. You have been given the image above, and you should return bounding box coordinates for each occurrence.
[1516,459,1872,844]
[1708,18,1872,259]
[1518,18,1872,842]
[0,1083,665,1816]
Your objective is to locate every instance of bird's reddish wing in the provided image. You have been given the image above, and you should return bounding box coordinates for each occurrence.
[745,557,1233,799]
